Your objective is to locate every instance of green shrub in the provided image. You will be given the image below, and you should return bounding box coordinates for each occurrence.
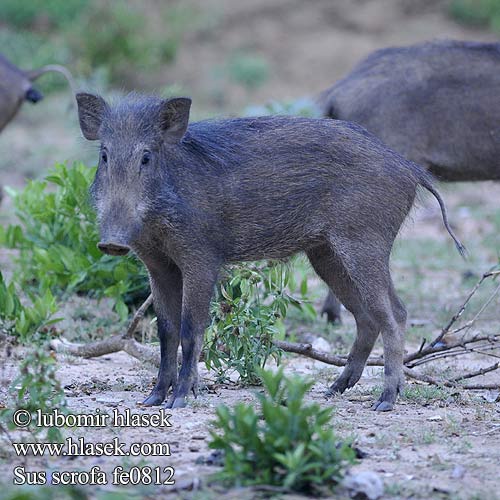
[227,52,270,90]
[450,0,500,28]
[209,368,356,494]
[70,0,183,85]
[1,162,149,319]
[0,0,88,30]
[0,271,59,341]
[1,342,68,442]
[204,261,314,385]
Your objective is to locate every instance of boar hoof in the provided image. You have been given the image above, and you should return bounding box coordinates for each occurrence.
[326,382,346,397]
[327,373,359,395]
[142,392,166,406]
[164,396,187,409]
[371,400,395,412]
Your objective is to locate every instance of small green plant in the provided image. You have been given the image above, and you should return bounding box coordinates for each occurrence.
[209,368,356,494]
[0,162,149,319]
[0,0,88,30]
[204,261,312,385]
[0,271,59,341]
[1,342,68,442]
[401,384,450,403]
[450,0,500,29]
[227,52,270,90]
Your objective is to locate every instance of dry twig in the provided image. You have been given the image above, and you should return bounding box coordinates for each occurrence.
[50,271,500,390]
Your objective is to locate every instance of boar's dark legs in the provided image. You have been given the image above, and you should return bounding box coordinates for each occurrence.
[307,242,407,411]
[143,263,183,406]
[307,245,380,391]
[165,268,219,409]
[321,289,342,324]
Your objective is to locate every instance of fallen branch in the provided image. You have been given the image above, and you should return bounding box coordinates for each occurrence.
[50,270,500,391]
[50,295,158,366]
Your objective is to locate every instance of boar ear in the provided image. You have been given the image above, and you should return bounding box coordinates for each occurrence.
[159,97,191,143]
[76,92,108,140]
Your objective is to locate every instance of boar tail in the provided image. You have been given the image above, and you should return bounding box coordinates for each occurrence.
[26,65,77,98]
[418,172,467,258]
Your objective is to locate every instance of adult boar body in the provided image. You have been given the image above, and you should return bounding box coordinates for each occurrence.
[319,40,500,182]
[76,93,463,412]
[318,39,499,323]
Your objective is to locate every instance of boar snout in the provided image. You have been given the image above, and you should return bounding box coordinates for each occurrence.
[25,87,43,103]
[97,242,130,256]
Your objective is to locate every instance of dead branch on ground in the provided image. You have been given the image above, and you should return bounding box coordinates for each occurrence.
[49,271,500,390]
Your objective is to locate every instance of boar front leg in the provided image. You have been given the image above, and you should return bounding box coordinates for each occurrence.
[165,267,219,409]
[143,262,183,406]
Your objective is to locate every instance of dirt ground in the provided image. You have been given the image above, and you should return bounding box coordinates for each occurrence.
[1,1,500,499]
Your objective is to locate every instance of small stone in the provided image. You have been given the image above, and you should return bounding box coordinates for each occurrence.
[451,465,466,479]
[427,415,443,422]
[95,396,123,407]
[482,391,500,403]
[341,470,384,500]
[311,337,331,352]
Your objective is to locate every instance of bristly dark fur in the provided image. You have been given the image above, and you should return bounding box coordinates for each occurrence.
[76,91,464,412]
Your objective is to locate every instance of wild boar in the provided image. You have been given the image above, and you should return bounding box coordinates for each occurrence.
[76,92,464,411]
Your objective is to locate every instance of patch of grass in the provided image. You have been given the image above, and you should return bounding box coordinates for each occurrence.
[401,384,450,403]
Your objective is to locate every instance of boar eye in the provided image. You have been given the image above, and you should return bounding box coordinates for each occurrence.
[100,150,108,163]
[141,151,151,166]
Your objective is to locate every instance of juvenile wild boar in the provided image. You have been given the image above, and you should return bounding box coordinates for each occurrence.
[318,39,500,323]
[0,53,75,133]
[76,92,464,411]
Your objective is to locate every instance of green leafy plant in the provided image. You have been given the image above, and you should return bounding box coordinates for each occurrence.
[0,271,59,341]
[450,0,500,29]
[1,343,68,442]
[204,261,313,385]
[0,0,88,30]
[209,368,356,494]
[1,162,149,319]
[227,52,270,90]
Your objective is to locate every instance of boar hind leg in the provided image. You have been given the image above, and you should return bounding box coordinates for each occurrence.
[307,245,379,394]
[165,268,218,409]
[308,242,407,411]
[143,263,183,406]
[369,283,407,412]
